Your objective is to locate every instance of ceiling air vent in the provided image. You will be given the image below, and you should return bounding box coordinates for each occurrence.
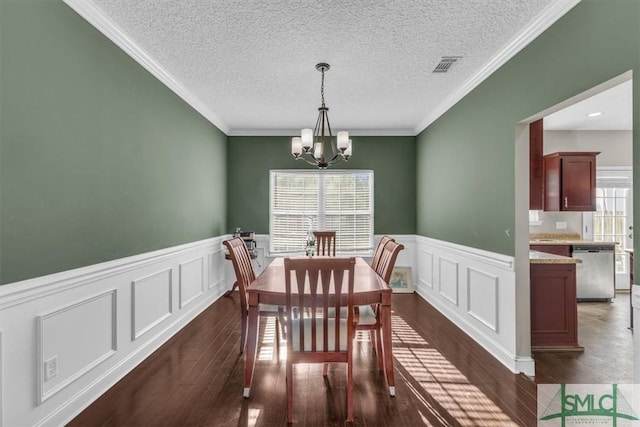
[433,56,462,73]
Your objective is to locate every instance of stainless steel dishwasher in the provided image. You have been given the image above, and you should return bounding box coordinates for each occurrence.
[572,245,615,301]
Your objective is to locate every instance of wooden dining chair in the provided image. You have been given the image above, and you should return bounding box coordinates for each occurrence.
[223,238,283,359]
[356,239,404,368]
[371,235,394,272]
[375,240,405,284]
[313,231,336,256]
[284,257,356,423]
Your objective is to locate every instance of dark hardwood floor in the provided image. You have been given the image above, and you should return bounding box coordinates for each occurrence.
[69,291,633,426]
[534,291,633,385]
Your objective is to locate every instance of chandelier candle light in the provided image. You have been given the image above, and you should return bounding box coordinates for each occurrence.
[291,63,352,168]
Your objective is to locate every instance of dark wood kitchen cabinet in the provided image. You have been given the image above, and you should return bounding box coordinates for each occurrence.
[529,119,544,210]
[530,244,571,257]
[543,152,599,211]
[531,263,580,349]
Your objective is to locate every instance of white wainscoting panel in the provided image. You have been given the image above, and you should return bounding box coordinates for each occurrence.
[418,248,434,289]
[178,257,204,309]
[37,290,117,403]
[0,236,228,427]
[415,236,533,376]
[438,258,459,305]
[131,269,172,341]
[467,268,499,332]
[208,247,225,290]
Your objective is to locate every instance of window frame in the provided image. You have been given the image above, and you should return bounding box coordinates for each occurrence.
[269,169,374,257]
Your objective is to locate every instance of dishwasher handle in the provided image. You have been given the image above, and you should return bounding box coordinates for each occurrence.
[572,245,616,253]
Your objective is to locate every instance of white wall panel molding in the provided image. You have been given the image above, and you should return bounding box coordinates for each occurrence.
[131,269,173,341]
[178,257,204,309]
[417,248,434,289]
[0,235,228,427]
[36,290,117,404]
[438,258,459,306]
[0,237,222,310]
[418,236,515,271]
[414,235,534,376]
[466,268,499,333]
[208,247,225,290]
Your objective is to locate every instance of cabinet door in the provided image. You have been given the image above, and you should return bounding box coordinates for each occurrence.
[530,244,571,257]
[561,155,596,211]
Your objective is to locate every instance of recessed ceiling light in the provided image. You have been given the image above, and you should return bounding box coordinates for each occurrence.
[586,111,602,118]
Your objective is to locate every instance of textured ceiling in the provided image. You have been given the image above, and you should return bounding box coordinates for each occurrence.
[76,0,576,135]
[545,80,633,131]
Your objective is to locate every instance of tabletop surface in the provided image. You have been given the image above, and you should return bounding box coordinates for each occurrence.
[248,257,389,296]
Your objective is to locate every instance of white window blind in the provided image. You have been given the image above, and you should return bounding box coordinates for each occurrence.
[270,170,374,255]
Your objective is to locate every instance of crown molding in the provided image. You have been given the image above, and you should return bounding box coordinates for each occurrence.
[227,128,417,137]
[414,0,581,135]
[63,0,230,135]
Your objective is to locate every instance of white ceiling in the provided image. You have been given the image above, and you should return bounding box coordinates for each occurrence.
[544,80,633,131]
[66,0,581,136]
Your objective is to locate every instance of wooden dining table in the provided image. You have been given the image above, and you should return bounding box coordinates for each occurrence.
[243,256,396,398]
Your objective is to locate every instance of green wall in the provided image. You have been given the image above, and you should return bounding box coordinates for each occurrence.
[227,136,416,235]
[417,0,640,257]
[0,0,227,284]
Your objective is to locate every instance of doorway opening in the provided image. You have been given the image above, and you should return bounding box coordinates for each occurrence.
[518,70,634,383]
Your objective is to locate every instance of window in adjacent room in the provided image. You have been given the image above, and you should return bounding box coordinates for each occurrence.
[583,168,633,286]
[269,170,374,255]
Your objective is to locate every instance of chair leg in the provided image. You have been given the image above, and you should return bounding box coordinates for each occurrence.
[275,317,281,362]
[240,311,248,353]
[375,326,384,372]
[370,329,377,357]
[346,358,354,422]
[287,361,294,423]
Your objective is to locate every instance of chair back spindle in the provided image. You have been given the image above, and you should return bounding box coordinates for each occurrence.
[313,231,337,256]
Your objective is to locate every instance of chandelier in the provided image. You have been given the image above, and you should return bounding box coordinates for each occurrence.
[291,63,352,169]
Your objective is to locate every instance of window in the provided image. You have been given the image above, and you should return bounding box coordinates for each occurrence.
[594,177,632,275]
[585,168,633,279]
[270,170,374,255]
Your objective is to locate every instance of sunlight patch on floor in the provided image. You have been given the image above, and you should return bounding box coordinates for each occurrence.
[247,407,261,426]
[258,317,277,361]
[392,313,519,426]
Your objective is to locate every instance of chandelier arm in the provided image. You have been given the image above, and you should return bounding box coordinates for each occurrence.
[327,154,345,165]
[313,111,322,140]
[323,112,338,157]
[297,153,323,166]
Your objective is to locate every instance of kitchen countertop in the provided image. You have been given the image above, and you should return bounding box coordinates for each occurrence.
[529,233,617,246]
[530,239,618,246]
[530,250,582,264]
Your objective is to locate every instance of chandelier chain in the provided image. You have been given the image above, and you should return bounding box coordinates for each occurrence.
[320,68,325,107]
